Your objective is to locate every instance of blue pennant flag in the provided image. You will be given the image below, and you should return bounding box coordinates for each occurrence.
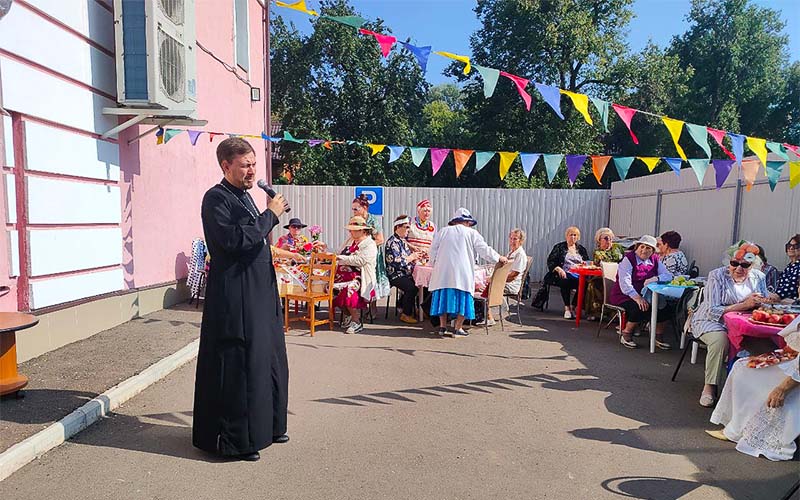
[399,42,432,73]
[534,83,564,120]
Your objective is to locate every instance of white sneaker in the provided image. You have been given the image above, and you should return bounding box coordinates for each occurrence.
[341,316,352,329]
[563,311,573,319]
[345,322,363,335]
[476,318,496,326]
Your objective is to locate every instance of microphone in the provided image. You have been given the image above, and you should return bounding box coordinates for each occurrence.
[256,179,291,212]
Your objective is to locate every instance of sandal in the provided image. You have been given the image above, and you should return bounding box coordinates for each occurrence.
[699,393,715,407]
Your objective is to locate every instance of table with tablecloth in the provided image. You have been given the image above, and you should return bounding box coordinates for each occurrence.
[644,282,700,354]
[723,311,786,359]
[411,264,493,321]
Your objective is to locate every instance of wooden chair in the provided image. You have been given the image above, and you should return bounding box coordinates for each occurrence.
[284,252,337,336]
[474,261,513,334]
[504,255,534,326]
[596,262,627,338]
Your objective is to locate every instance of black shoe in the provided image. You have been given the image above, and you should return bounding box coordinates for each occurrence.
[238,451,260,461]
[273,434,290,444]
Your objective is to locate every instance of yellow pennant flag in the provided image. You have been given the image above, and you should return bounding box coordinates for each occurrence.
[790,161,800,189]
[498,151,519,180]
[434,51,471,74]
[452,149,474,178]
[661,117,687,160]
[638,157,661,172]
[741,159,760,191]
[591,156,612,183]
[368,144,386,156]
[560,90,593,125]
[746,137,768,170]
[275,0,319,16]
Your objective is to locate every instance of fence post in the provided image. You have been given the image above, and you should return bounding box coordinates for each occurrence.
[731,179,743,244]
[654,189,663,236]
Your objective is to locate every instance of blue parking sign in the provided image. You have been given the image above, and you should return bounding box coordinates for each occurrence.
[354,186,383,216]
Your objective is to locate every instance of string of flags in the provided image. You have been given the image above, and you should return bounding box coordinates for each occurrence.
[271,0,800,176]
[154,127,800,192]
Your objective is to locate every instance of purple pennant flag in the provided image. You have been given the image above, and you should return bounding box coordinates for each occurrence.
[565,155,587,186]
[430,148,450,176]
[187,130,203,146]
[712,159,735,189]
[307,139,324,147]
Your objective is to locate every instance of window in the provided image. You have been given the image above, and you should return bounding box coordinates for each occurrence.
[234,0,250,72]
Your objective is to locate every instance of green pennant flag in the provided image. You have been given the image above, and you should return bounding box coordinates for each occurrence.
[283,131,304,143]
[163,129,183,143]
[590,97,609,132]
[543,154,564,183]
[685,124,711,158]
[613,157,634,181]
[474,151,496,172]
[766,160,785,191]
[688,158,709,185]
[320,15,366,29]
[474,65,500,99]
[409,147,429,167]
[766,142,789,161]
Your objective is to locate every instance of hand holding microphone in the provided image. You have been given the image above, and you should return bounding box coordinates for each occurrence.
[257,179,291,215]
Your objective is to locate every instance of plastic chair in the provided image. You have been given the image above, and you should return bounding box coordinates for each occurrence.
[285,252,337,336]
[596,262,627,338]
[504,256,534,325]
[474,261,513,334]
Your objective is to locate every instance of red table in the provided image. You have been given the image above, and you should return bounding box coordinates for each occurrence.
[573,266,602,327]
[0,312,39,397]
[723,312,786,359]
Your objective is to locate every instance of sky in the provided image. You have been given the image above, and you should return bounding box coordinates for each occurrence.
[274,0,800,85]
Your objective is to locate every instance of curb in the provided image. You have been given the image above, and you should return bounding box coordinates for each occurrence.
[0,338,200,482]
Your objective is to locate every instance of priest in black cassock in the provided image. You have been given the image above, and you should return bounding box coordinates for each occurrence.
[192,137,290,462]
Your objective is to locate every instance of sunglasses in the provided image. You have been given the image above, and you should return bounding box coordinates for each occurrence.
[729,260,752,269]
[290,225,303,229]
[786,243,800,250]
[600,236,611,241]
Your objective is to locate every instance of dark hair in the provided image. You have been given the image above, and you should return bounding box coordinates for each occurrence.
[353,194,370,209]
[756,245,768,264]
[660,230,682,249]
[788,234,800,247]
[216,137,255,165]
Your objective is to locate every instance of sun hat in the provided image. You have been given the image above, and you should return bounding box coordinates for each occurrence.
[633,234,658,250]
[448,207,477,227]
[283,217,308,230]
[345,216,372,232]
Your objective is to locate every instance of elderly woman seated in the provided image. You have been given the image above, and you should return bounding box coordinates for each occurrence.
[546,226,590,319]
[691,242,781,407]
[385,214,424,324]
[775,233,800,300]
[657,230,689,276]
[586,227,625,320]
[333,216,378,335]
[609,235,673,350]
[706,319,800,461]
[480,228,529,326]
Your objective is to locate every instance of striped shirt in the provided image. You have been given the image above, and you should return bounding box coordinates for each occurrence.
[691,267,768,337]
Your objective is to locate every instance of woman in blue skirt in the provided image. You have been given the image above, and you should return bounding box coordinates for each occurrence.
[428,208,508,337]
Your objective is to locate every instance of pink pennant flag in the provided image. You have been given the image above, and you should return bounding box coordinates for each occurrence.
[430,148,450,176]
[784,143,800,159]
[208,132,224,142]
[358,29,396,57]
[500,71,531,111]
[612,104,639,144]
[707,127,735,160]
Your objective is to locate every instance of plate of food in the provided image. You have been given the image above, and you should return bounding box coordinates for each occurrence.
[750,308,798,326]
[773,304,800,314]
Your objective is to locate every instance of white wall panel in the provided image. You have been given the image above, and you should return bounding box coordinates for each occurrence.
[27,177,120,224]
[25,121,120,181]
[2,114,12,166]
[24,0,115,51]
[276,186,609,281]
[0,56,117,135]
[4,173,15,224]
[29,227,122,276]
[30,268,123,309]
[0,6,116,96]
[8,229,18,277]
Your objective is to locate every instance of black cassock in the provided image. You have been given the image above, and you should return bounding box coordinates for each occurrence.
[192,178,288,456]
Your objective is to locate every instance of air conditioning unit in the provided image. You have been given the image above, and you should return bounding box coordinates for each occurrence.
[113,0,197,111]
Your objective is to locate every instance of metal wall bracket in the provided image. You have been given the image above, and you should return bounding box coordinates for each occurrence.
[100,107,208,140]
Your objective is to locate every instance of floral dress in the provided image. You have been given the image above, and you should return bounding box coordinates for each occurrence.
[333,242,370,310]
[366,213,390,298]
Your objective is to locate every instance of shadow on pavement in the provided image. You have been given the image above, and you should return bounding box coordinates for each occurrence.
[600,476,702,499]
[0,389,99,425]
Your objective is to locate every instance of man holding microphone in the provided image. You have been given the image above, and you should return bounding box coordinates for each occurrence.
[192,137,290,462]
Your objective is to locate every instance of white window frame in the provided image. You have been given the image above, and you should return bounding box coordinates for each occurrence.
[233,0,250,73]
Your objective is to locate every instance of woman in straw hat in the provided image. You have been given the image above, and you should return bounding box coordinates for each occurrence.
[428,208,507,337]
[333,216,378,335]
[705,316,800,461]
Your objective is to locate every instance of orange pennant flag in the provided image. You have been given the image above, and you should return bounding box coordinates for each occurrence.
[591,156,612,183]
[741,159,760,191]
[452,149,474,178]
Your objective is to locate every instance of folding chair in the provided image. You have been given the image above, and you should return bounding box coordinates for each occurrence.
[596,262,627,338]
[474,261,513,334]
[285,252,337,336]
[671,287,707,381]
[504,256,534,326]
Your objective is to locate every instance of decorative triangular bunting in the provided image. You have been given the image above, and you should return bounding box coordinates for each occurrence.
[611,104,638,144]
[765,161,784,192]
[685,123,711,158]
[590,98,609,132]
[766,142,789,161]
[728,133,746,165]
[430,148,450,176]
[614,157,634,181]
[741,159,760,191]
[534,83,563,119]
[688,158,709,185]
[746,136,768,170]
[187,130,203,146]
[474,65,500,99]
[320,15,365,29]
[358,29,396,57]
[707,127,735,160]
[638,157,660,172]
[410,147,429,167]
[452,149,474,178]
[387,146,406,163]
[398,42,431,73]
[663,158,683,176]
[163,129,183,144]
[498,151,519,180]
[275,0,318,16]
[661,117,687,160]
[560,90,593,125]
[501,72,532,111]
[790,162,800,189]
[520,153,541,177]
[474,151,495,172]
[434,51,471,74]
[565,155,587,185]
[591,156,611,184]
[368,144,386,156]
[543,154,564,183]
[712,159,735,190]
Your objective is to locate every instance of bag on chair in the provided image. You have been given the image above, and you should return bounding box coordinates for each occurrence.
[520,273,532,301]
